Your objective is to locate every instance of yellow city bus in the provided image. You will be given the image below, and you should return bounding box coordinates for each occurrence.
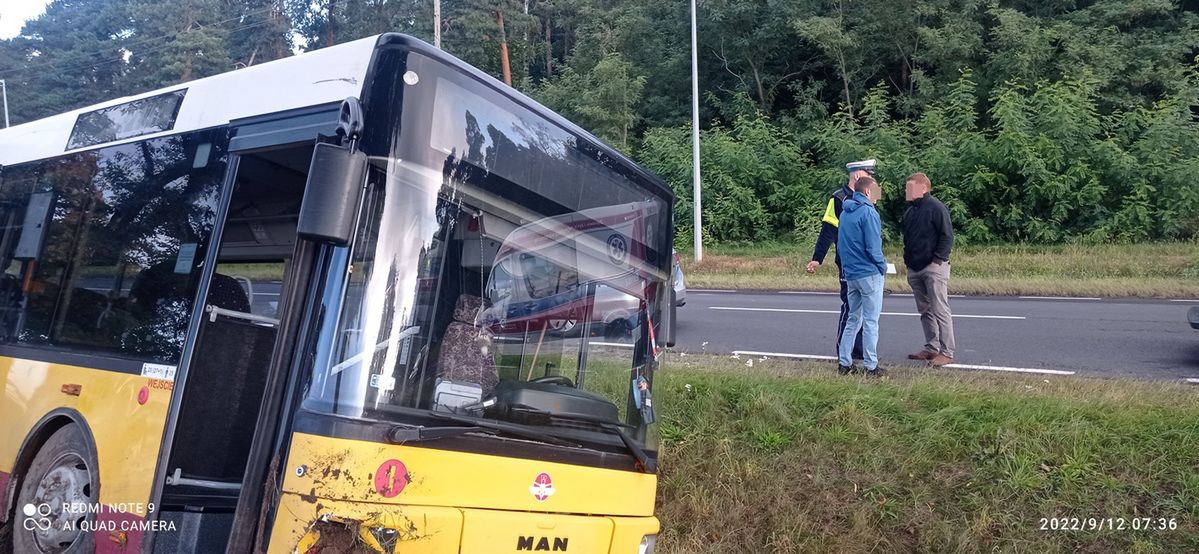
[0,33,675,554]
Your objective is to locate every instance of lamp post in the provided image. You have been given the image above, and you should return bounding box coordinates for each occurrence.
[0,80,9,128]
[689,0,702,262]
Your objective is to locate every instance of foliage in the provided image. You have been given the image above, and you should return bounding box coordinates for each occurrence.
[642,68,1199,244]
[1,0,1196,244]
[531,52,646,149]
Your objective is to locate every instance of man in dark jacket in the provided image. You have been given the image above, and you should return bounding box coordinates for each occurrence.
[807,159,875,363]
[901,172,955,366]
[836,176,888,377]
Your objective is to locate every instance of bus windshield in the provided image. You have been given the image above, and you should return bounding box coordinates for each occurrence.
[302,48,672,455]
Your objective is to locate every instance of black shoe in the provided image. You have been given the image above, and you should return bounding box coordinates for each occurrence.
[838,364,855,375]
[865,367,888,378]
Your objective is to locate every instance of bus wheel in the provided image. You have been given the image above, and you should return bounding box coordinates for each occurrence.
[12,425,97,554]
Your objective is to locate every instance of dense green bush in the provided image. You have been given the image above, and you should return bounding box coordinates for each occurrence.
[639,68,1199,246]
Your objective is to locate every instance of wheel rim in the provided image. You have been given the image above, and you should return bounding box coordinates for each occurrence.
[28,452,92,553]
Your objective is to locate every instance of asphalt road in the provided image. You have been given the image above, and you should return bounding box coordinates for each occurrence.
[674,289,1199,381]
[230,280,1199,381]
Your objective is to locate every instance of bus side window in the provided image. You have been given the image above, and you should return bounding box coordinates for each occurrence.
[0,131,226,362]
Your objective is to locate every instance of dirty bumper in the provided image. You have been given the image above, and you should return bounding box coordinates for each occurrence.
[273,493,658,553]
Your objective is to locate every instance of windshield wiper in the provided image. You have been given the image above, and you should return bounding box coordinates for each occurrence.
[385,424,494,444]
[507,407,656,474]
[605,423,657,474]
[424,411,581,448]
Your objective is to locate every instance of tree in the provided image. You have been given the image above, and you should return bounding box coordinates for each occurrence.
[125,0,234,90]
[225,0,293,67]
[701,0,807,113]
[534,52,646,149]
[0,0,131,123]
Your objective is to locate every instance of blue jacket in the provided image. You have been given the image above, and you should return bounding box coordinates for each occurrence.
[836,192,887,281]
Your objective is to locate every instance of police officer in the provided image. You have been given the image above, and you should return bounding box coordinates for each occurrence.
[807,159,876,371]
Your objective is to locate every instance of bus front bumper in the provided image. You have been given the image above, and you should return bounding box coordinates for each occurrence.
[270,492,659,554]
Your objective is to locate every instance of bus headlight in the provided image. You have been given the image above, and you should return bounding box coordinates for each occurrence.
[639,534,658,554]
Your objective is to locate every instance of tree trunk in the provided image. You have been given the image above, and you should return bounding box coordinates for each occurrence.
[544,16,553,75]
[272,1,286,59]
[748,59,767,110]
[838,50,853,119]
[181,0,195,81]
[326,0,337,47]
[497,10,512,86]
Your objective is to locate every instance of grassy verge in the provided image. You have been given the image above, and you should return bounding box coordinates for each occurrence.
[654,354,1199,553]
[679,242,1199,298]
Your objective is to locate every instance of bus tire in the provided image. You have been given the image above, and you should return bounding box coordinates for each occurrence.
[11,424,97,554]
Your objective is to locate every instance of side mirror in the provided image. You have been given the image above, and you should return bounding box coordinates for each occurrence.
[662,284,677,348]
[296,142,367,246]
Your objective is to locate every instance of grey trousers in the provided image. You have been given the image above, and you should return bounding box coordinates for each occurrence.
[907,262,955,358]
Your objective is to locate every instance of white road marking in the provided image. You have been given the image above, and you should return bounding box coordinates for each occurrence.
[944,363,1074,375]
[732,350,837,361]
[709,306,1025,320]
[1185,378,1199,385]
[779,291,838,295]
[878,293,966,298]
[1018,296,1100,301]
[732,350,1074,375]
[691,289,736,293]
[1170,299,1199,303]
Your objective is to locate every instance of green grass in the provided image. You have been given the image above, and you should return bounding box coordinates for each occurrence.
[680,242,1199,298]
[653,354,1199,553]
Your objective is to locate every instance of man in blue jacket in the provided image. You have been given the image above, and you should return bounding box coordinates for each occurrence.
[837,176,888,376]
[807,159,875,363]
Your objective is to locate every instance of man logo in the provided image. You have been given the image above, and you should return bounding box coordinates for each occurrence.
[516,536,569,551]
[529,472,555,501]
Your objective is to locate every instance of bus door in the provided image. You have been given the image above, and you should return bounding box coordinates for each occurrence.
[150,140,319,553]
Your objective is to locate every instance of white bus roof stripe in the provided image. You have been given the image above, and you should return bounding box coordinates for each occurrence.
[0,35,380,166]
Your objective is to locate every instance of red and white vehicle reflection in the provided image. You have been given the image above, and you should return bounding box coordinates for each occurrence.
[477,201,663,337]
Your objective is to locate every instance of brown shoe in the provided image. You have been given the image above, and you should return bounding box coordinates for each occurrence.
[908,350,935,361]
[930,355,954,367]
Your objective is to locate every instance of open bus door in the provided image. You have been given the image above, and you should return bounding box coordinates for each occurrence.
[146,101,366,554]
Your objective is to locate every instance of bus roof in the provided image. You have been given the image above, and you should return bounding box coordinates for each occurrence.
[1,33,672,201]
[0,35,379,166]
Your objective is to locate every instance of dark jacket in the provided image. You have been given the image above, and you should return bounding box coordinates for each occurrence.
[902,193,954,272]
[810,182,854,267]
[837,192,888,281]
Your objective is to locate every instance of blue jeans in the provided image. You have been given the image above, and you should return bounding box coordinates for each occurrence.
[839,273,884,370]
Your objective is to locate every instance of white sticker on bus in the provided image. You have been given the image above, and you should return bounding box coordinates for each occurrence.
[141,363,177,381]
[370,374,396,392]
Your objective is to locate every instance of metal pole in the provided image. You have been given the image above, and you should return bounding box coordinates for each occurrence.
[0,80,9,128]
[689,0,702,262]
[433,0,442,48]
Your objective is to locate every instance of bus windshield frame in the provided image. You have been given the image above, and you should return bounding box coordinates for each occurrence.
[299,42,674,467]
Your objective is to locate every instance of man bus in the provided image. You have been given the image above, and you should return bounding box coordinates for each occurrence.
[0,33,673,554]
